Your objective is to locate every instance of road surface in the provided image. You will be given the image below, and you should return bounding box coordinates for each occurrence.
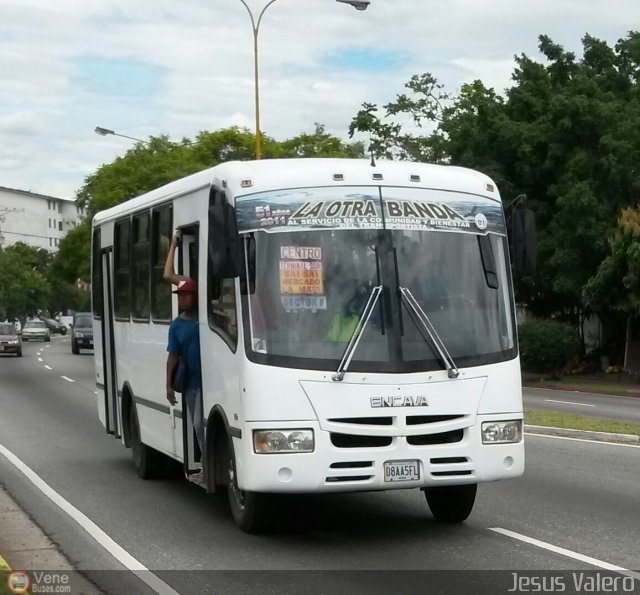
[1,339,638,594]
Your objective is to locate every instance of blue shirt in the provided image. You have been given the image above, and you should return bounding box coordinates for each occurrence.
[167,317,201,391]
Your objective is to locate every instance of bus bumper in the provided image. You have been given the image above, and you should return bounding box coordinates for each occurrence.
[234,414,524,493]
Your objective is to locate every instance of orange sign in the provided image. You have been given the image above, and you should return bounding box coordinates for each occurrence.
[279,260,324,295]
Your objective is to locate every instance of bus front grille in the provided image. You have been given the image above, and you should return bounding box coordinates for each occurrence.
[325,475,374,483]
[406,415,465,425]
[330,433,393,448]
[328,417,393,426]
[431,470,473,477]
[406,429,464,445]
[330,461,374,469]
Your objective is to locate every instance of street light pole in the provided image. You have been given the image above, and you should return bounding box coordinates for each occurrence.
[94,126,148,144]
[239,0,370,161]
[238,0,278,161]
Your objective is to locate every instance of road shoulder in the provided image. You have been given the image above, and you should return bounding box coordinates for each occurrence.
[0,485,101,594]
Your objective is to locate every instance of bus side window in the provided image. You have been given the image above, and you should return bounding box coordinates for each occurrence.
[114,218,131,320]
[92,227,102,318]
[151,206,172,322]
[132,212,151,321]
[207,187,238,350]
[208,277,237,349]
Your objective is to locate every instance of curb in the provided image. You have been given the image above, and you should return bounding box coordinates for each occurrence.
[525,424,640,444]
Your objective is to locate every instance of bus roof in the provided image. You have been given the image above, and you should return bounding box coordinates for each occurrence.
[92,159,501,225]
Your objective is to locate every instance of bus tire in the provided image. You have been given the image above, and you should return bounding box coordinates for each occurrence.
[227,449,272,533]
[423,484,477,523]
[130,404,165,480]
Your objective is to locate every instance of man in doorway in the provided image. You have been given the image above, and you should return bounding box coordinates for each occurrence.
[164,232,204,476]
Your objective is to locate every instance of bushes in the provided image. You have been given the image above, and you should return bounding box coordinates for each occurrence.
[518,320,579,377]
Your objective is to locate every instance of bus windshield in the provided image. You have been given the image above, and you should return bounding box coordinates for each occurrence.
[241,227,516,374]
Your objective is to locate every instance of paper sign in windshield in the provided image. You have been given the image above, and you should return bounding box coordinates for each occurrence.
[279,246,325,300]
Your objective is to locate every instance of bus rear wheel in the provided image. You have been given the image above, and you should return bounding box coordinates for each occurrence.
[423,484,477,523]
[130,405,166,480]
[227,452,273,533]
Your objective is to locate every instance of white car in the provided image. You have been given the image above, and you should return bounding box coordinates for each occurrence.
[22,320,50,342]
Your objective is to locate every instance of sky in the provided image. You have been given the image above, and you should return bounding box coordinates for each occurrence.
[0,0,638,200]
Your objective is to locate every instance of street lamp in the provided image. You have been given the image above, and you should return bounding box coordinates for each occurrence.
[94,126,147,144]
[336,0,370,9]
[240,0,370,160]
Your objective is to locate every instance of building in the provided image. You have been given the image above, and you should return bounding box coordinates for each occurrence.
[0,186,83,251]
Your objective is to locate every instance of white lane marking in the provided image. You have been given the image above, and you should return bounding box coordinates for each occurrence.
[37,358,43,362]
[44,365,53,370]
[525,432,640,448]
[525,387,637,401]
[61,376,75,383]
[490,528,640,581]
[0,444,179,595]
[544,399,596,407]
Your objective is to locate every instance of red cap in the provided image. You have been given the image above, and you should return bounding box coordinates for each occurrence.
[172,278,197,294]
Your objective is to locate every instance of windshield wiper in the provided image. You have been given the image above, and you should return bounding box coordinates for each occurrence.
[399,287,460,379]
[332,285,383,382]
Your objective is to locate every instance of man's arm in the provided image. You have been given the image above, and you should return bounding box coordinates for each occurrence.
[163,231,182,285]
[166,351,179,405]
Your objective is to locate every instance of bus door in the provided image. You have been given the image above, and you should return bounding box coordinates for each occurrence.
[175,225,202,474]
[100,248,121,438]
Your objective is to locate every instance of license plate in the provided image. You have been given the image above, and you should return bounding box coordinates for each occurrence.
[383,460,420,482]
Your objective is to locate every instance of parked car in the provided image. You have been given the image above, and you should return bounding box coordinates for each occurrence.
[0,322,22,356]
[44,318,67,335]
[58,315,73,330]
[71,312,93,354]
[22,320,50,342]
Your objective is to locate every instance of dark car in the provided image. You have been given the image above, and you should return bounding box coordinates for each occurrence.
[71,312,93,354]
[0,322,22,357]
[44,318,67,335]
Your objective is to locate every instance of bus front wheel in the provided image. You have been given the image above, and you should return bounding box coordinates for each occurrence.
[130,405,165,480]
[423,484,477,523]
[227,451,273,533]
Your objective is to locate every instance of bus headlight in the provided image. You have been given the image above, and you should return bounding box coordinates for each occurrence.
[481,420,522,444]
[254,429,314,453]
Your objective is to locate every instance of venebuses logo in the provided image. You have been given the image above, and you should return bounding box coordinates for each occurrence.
[7,570,30,594]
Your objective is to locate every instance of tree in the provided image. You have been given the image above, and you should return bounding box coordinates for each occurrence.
[280,123,365,158]
[584,207,640,314]
[49,220,91,283]
[349,32,640,324]
[0,243,51,320]
[60,125,364,284]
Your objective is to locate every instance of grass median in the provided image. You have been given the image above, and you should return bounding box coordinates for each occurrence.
[524,408,640,437]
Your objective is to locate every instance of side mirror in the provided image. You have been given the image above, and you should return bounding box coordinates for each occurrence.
[242,234,256,295]
[508,206,537,277]
[208,189,241,278]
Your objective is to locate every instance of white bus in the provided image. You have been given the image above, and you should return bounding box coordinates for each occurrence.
[92,158,524,532]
